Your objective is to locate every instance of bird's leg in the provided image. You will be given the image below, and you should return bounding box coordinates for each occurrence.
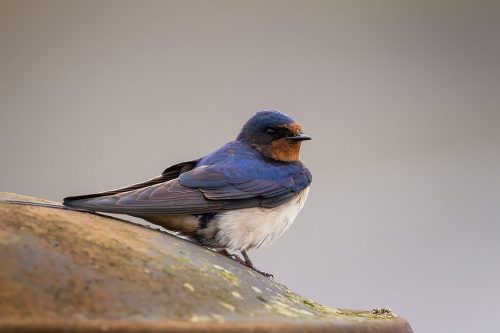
[217,249,246,265]
[241,250,274,279]
[217,249,231,257]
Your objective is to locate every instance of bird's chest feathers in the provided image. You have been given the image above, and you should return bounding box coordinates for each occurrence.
[215,187,310,251]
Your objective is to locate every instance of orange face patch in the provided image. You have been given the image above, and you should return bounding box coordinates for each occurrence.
[269,139,301,162]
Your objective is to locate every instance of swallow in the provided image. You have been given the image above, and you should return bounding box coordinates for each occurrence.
[64,110,312,277]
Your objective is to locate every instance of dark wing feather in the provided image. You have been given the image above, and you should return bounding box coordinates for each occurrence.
[63,160,198,202]
[63,179,260,214]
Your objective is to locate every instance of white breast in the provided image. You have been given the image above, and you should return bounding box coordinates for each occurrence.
[214,187,310,251]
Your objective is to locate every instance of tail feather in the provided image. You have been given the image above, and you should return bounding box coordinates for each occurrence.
[6,200,137,224]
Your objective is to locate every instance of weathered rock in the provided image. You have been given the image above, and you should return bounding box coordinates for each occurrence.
[0,192,412,333]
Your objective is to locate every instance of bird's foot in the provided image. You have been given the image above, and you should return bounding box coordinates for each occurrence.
[217,249,246,265]
[249,267,274,279]
[218,249,274,278]
[241,250,274,279]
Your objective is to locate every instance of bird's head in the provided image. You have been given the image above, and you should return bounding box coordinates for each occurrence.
[236,110,311,162]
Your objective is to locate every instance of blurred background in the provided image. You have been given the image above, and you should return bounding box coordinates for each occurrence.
[1,0,499,331]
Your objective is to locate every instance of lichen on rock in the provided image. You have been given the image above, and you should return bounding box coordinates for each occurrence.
[0,192,412,333]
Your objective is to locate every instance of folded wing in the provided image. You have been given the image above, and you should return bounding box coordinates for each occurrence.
[63,157,311,215]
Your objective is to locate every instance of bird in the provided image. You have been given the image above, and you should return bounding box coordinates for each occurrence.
[63,110,312,277]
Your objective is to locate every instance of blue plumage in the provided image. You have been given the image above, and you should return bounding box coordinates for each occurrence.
[236,110,296,141]
[179,141,311,202]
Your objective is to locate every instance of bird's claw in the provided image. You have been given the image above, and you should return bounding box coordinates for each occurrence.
[217,249,274,279]
[252,268,274,279]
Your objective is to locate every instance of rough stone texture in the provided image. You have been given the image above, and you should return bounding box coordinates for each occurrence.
[0,192,412,333]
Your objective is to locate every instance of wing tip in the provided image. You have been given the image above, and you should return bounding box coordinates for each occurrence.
[63,193,108,210]
[62,196,87,209]
[63,193,99,204]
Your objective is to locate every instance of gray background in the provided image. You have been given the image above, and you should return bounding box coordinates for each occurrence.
[1,1,499,332]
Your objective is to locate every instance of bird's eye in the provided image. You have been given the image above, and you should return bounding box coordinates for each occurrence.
[266,128,276,136]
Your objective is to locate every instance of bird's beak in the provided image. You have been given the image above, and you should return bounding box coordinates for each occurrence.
[285,134,312,141]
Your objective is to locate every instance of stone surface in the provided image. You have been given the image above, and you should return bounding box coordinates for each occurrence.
[0,192,412,333]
